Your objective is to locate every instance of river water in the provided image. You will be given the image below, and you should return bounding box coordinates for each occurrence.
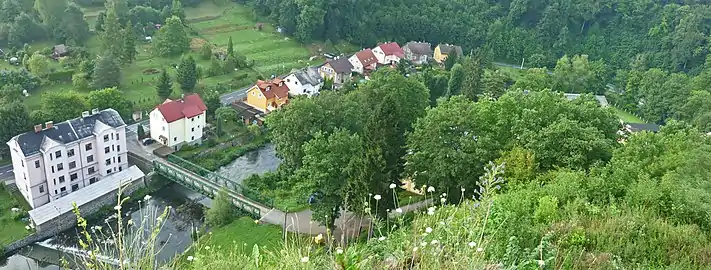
[1,144,281,269]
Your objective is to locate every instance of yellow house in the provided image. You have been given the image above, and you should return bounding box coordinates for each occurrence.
[245,78,290,113]
[434,44,464,63]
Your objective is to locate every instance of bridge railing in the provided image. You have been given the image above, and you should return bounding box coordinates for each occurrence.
[165,154,274,208]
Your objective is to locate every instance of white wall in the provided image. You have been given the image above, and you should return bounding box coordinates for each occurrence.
[150,108,204,149]
[348,55,364,74]
[150,109,170,146]
[372,47,386,64]
[183,113,205,144]
[285,74,320,96]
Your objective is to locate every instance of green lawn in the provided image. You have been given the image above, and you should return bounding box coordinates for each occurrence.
[614,107,645,123]
[397,190,426,205]
[495,64,524,81]
[0,187,31,246]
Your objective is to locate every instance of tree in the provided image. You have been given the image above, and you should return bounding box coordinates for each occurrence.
[226,36,234,57]
[29,110,51,125]
[552,54,606,94]
[482,69,510,98]
[136,124,146,138]
[447,63,464,96]
[86,87,133,119]
[176,55,197,92]
[94,11,106,32]
[156,68,172,99]
[120,22,137,64]
[61,3,90,45]
[101,8,123,56]
[34,0,67,41]
[511,68,552,91]
[460,56,484,101]
[0,84,23,104]
[27,52,51,76]
[420,67,449,105]
[40,91,88,122]
[202,88,221,118]
[200,43,212,60]
[171,0,186,22]
[205,188,236,227]
[92,55,122,90]
[215,106,234,123]
[72,73,90,91]
[444,51,459,71]
[294,129,362,230]
[0,102,30,158]
[152,16,189,56]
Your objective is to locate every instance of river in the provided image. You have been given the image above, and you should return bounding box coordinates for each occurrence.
[1,144,281,269]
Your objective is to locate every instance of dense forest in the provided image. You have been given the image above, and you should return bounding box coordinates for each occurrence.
[250,0,711,73]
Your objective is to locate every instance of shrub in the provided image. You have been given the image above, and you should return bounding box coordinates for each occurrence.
[533,196,559,224]
[205,188,236,228]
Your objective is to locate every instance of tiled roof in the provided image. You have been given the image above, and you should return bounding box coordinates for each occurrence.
[355,49,378,67]
[377,42,405,58]
[326,57,354,73]
[156,94,207,123]
[9,109,125,156]
[404,42,433,55]
[254,78,290,99]
[438,44,463,56]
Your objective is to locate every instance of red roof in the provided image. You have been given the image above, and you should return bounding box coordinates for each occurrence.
[156,94,207,123]
[356,49,377,67]
[378,42,405,58]
[254,78,290,99]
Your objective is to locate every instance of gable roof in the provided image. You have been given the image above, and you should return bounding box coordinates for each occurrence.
[404,42,433,56]
[254,78,290,99]
[377,42,405,57]
[291,67,322,86]
[438,44,463,56]
[326,57,354,73]
[9,109,125,156]
[156,94,207,123]
[355,49,378,67]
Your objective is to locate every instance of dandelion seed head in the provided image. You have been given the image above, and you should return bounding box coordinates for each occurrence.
[440,198,447,203]
[468,242,477,248]
[476,247,483,252]
[425,227,433,233]
[378,236,386,241]
[389,183,397,189]
[300,257,309,263]
[374,195,382,201]
[427,186,435,193]
[187,256,194,261]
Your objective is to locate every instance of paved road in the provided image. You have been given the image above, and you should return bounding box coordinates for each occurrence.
[220,86,251,105]
[0,163,14,183]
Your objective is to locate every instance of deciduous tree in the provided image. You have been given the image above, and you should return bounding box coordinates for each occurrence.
[205,188,236,227]
[0,101,30,158]
[176,55,197,92]
[87,87,133,119]
[152,16,189,56]
[92,55,122,90]
[40,91,88,122]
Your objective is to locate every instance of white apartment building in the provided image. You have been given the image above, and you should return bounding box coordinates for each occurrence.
[150,94,207,151]
[6,108,128,208]
[284,67,323,96]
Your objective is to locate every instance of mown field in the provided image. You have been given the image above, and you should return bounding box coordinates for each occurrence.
[20,2,323,112]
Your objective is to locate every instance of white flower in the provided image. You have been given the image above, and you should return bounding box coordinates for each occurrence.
[420,242,427,247]
[468,242,477,248]
[395,208,403,213]
[440,198,447,203]
[127,219,134,226]
[413,247,418,252]
[430,240,439,245]
[427,186,435,193]
[187,256,194,261]
[204,246,210,250]
[378,236,386,241]
[425,227,433,233]
[25,226,30,230]
[461,188,466,192]
[537,260,545,267]
[389,183,397,189]
[113,205,121,211]
[336,248,344,254]
[476,247,483,253]
[143,194,152,201]
[374,195,382,201]
[442,193,447,197]
[300,256,309,263]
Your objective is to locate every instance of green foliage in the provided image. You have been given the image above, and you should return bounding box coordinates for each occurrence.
[481,69,509,99]
[206,188,237,228]
[419,67,449,105]
[533,196,559,224]
[171,0,186,22]
[40,91,87,122]
[200,43,213,60]
[176,55,197,92]
[120,22,137,64]
[447,63,463,96]
[460,56,484,101]
[0,101,30,157]
[0,84,23,103]
[100,7,123,56]
[137,124,146,138]
[27,52,51,76]
[552,55,606,94]
[202,88,221,118]
[153,16,189,57]
[156,68,173,99]
[86,87,133,119]
[92,55,122,90]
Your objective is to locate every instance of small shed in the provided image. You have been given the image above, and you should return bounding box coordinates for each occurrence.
[53,44,69,58]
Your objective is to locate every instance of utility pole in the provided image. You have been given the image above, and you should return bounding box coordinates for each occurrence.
[520,58,525,70]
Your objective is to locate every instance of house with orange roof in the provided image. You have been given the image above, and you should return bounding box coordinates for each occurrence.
[348,49,378,74]
[149,94,207,150]
[245,78,290,113]
[373,42,405,65]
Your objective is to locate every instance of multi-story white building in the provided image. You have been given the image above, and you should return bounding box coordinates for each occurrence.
[6,108,128,208]
[149,94,207,151]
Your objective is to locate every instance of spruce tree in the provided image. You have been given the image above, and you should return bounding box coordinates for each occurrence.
[120,22,137,64]
[156,68,173,99]
[227,36,234,57]
[176,55,197,92]
[92,55,121,90]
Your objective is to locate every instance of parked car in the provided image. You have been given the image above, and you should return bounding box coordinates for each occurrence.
[141,138,156,146]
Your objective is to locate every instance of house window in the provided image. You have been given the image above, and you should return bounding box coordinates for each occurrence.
[60,187,66,192]
[54,190,57,195]
[191,127,195,132]
[70,173,77,181]
[88,167,95,174]
[105,147,110,153]
[111,133,114,140]
[118,156,121,163]
[49,153,53,160]
[116,133,119,140]
[53,179,56,185]
[117,145,121,152]
[57,163,63,171]
[162,126,166,131]
[39,186,44,193]
[192,118,195,122]
[112,145,115,151]
[119,166,122,172]
[35,160,40,168]
[85,143,92,151]
[87,155,94,163]
[72,184,79,191]
[51,166,55,173]
[191,136,194,141]
[251,91,255,96]
[106,169,112,174]
[174,137,177,141]
[89,177,97,184]
[21,160,24,167]
[103,134,109,142]
[67,149,74,157]
[58,176,65,183]
[105,159,111,165]
[69,161,76,169]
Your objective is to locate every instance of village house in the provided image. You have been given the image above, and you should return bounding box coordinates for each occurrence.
[434,44,463,63]
[245,78,290,112]
[372,42,405,65]
[149,94,207,151]
[284,67,323,96]
[52,44,69,59]
[319,57,353,87]
[403,42,433,65]
[348,49,378,74]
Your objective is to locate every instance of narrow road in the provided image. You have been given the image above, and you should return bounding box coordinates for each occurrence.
[0,163,14,184]
[219,86,251,105]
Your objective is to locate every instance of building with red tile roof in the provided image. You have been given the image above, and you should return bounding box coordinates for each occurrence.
[245,78,290,112]
[373,42,405,65]
[149,94,207,150]
[348,49,378,74]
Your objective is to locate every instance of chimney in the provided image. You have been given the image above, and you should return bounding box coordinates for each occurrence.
[34,124,42,133]
[91,108,99,115]
[82,111,90,118]
[44,121,53,130]
[266,86,271,91]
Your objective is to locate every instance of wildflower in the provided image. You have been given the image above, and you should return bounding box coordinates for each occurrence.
[114,205,121,211]
[440,198,447,204]
[430,240,439,245]
[25,225,30,230]
[187,256,194,261]
[143,194,152,201]
[374,194,382,201]
[420,242,427,247]
[468,242,477,248]
[314,234,324,244]
[537,260,545,267]
[157,216,163,223]
[336,248,344,254]
[442,193,447,197]
[254,219,260,224]
[413,247,418,252]
[301,257,309,263]
[461,188,466,192]
[427,186,435,193]
[389,183,397,189]
[427,210,435,216]
[476,247,483,253]
[204,246,210,250]
[127,219,134,226]
[365,207,371,213]
[378,236,386,241]
[425,227,433,233]
[395,208,403,213]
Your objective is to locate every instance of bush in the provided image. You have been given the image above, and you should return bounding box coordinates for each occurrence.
[10,210,26,221]
[205,188,236,228]
[47,69,75,82]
